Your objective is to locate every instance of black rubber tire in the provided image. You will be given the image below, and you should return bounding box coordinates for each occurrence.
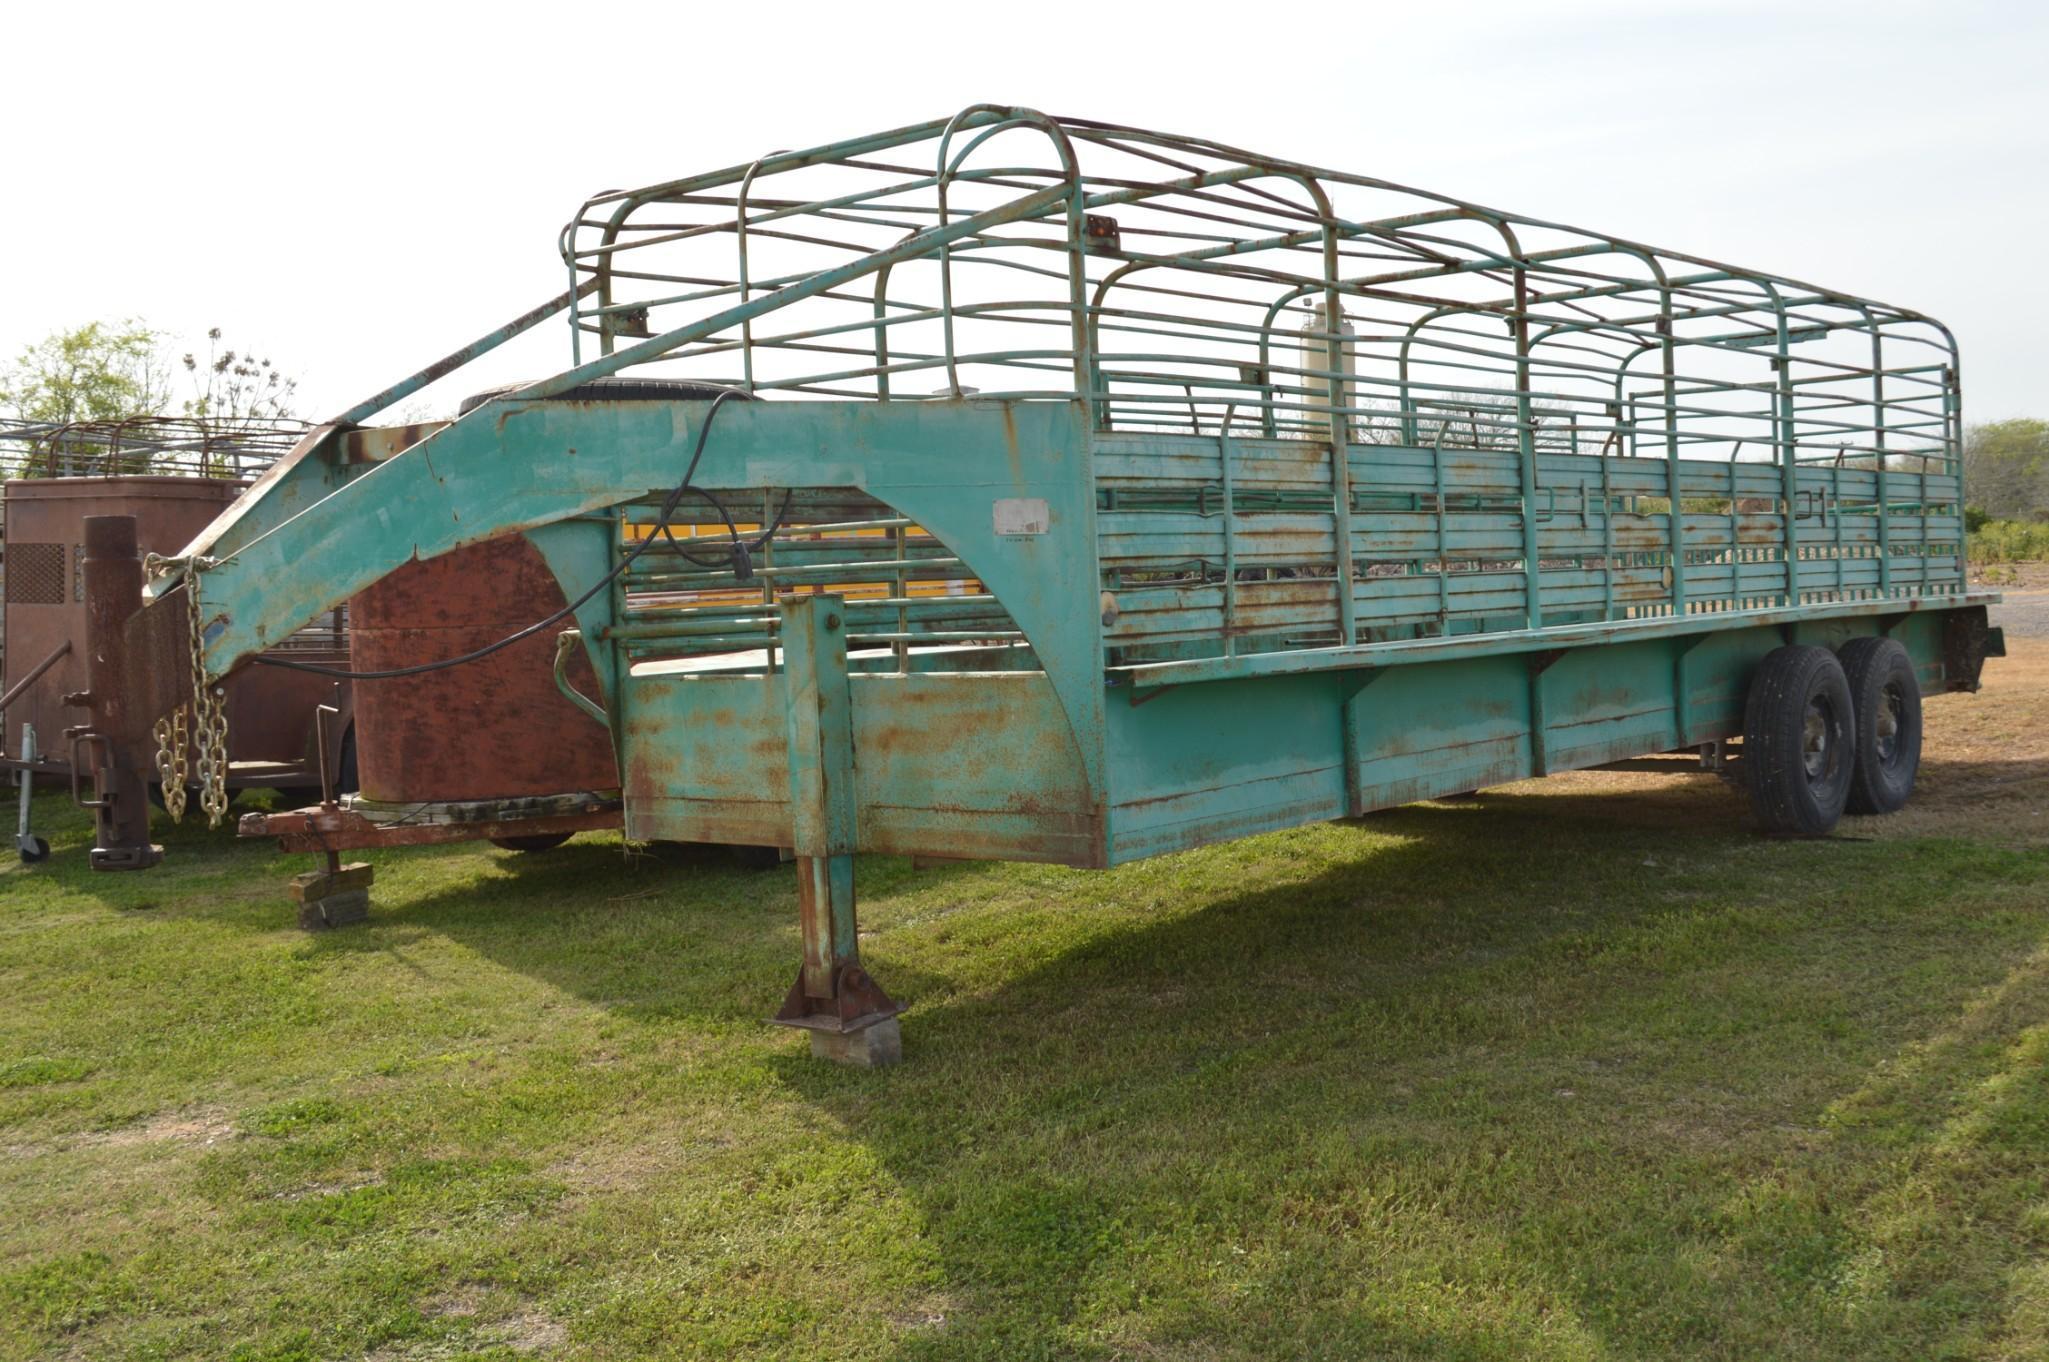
[459,377,752,416]
[491,832,575,853]
[1743,644,1856,837]
[1837,636,1923,815]
[19,837,49,864]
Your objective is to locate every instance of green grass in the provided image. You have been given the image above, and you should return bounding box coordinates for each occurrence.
[1968,518,2049,564]
[2,778,2047,1361]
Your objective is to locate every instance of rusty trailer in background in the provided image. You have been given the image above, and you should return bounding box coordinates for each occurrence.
[93,108,1999,1060]
[1,420,354,864]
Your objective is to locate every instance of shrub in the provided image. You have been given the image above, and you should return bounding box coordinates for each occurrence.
[1969,518,2049,564]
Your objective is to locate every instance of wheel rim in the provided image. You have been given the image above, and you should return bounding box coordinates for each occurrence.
[1874,682,1904,770]
[1802,695,1839,782]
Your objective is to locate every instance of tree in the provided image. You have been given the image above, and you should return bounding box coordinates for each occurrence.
[0,321,175,476]
[1962,418,2049,521]
[181,327,298,426]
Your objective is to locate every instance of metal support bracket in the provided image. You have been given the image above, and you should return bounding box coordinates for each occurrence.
[1526,649,1564,776]
[1672,632,1713,748]
[770,593,902,1037]
[1339,666,1387,817]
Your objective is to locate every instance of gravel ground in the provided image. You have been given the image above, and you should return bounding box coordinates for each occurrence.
[1991,590,2049,639]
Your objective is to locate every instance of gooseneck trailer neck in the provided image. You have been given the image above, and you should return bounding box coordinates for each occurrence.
[121,107,1994,1061]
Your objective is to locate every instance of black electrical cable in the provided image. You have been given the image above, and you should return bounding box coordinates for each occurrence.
[250,389,752,681]
[657,484,795,577]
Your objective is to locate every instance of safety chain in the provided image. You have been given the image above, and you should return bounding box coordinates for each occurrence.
[150,706,189,823]
[143,554,230,828]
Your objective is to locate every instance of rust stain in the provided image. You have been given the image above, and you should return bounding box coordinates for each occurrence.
[351,535,615,802]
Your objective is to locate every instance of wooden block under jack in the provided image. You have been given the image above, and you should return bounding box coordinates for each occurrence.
[291,862,374,930]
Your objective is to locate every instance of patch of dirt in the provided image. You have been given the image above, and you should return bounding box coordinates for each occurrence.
[1847,635,2049,843]
[102,1109,236,1147]
[497,1311,568,1354]
[1972,560,2049,592]
[270,1174,381,1202]
[423,1287,485,1319]
[364,1302,567,1361]
[5,1107,238,1159]
[547,1128,733,1200]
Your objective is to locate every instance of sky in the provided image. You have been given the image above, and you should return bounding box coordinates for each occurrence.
[3,0,2044,423]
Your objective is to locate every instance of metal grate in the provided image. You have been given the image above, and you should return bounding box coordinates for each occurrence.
[4,542,65,605]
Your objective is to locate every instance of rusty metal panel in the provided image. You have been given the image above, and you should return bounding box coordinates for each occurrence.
[349,533,616,802]
[3,478,242,764]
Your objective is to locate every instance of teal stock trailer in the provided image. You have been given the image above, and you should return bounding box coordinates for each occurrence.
[135,108,2000,1061]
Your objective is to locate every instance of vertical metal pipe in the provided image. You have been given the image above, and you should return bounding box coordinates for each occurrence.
[1218,407,1238,657]
[892,521,909,673]
[1659,315,1687,620]
[780,594,858,994]
[74,515,161,870]
[1514,269,1544,630]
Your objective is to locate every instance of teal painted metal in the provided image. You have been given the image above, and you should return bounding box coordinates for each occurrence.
[148,108,2001,1042]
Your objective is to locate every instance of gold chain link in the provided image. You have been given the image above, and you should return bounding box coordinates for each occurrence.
[183,567,232,827]
[144,556,230,829]
[151,707,189,823]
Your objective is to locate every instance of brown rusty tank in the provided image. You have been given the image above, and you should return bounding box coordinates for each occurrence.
[348,534,616,803]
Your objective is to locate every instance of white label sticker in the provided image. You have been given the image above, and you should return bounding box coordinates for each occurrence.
[993,497,1051,536]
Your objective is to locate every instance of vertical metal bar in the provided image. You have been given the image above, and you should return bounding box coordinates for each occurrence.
[1832,471,1846,599]
[735,153,789,395]
[14,724,37,855]
[567,249,586,367]
[1398,342,1417,447]
[1218,408,1239,657]
[1323,253,1358,646]
[892,521,909,673]
[1729,461,1742,610]
[1514,269,1544,629]
[1659,318,1687,619]
[607,510,633,770]
[1943,364,1963,587]
[779,594,859,1001]
[1876,460,1893,599]
[759,492,779,675]
[1599,450,1615,621]
[75,516,160,870]
[1433,433,1451,629]
[1777,350,1800,607]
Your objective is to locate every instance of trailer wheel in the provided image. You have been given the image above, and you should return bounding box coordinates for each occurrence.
[491,832,574,853]
[458,378,751,416]
[19,837,49,864]
[1837,636,1922,815]
[1743,644,1855,837]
